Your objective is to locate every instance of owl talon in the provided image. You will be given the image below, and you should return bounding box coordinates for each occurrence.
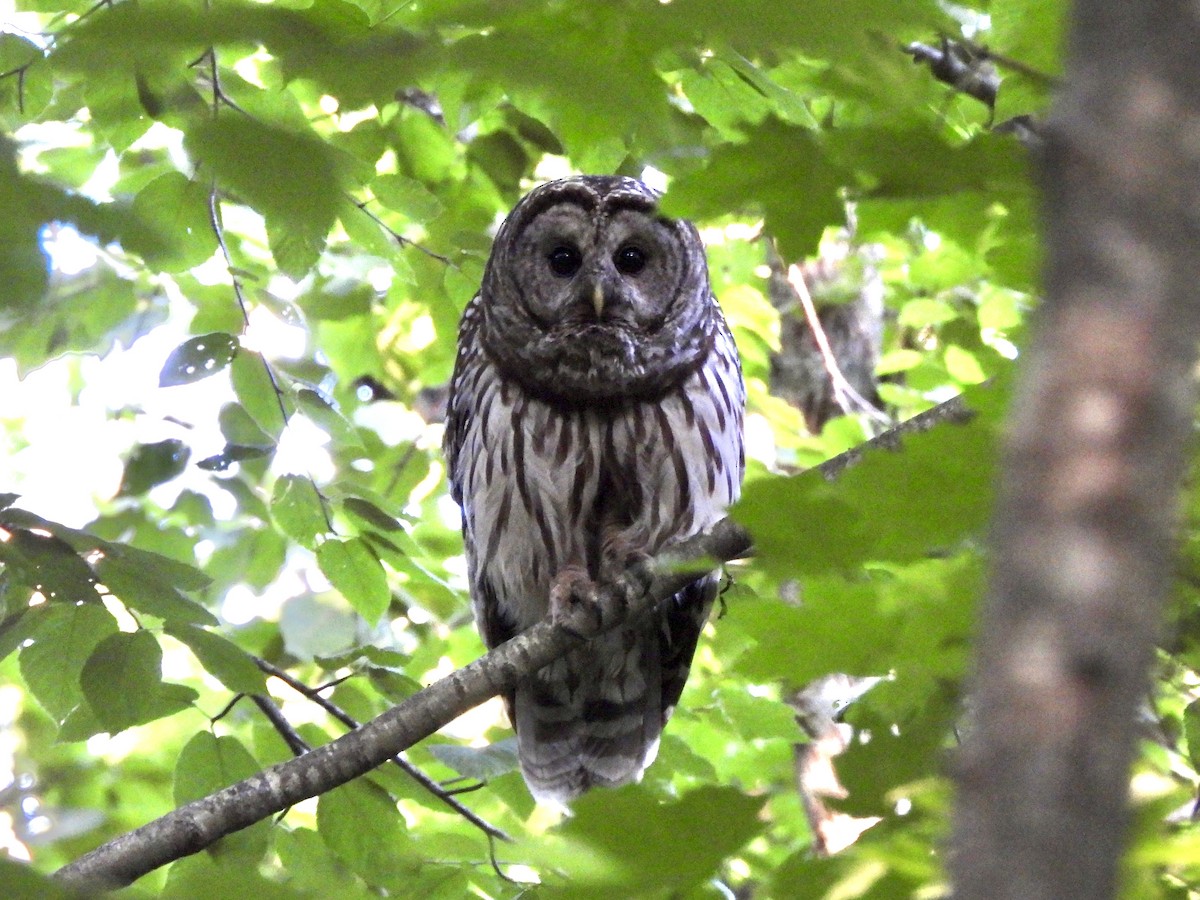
[600,542,654,601]
[549,567,603,637]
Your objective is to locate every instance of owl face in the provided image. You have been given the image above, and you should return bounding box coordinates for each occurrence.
[478,176,718,404]
[511,190,685,331]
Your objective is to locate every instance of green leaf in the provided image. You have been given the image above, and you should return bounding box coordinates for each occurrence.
[731,580,892,684]
[0,525,98,604]
[81,631,196,733]
[899,297,958,329]
[663,0,941,58]
[95,555,217,626]
[716,684,803,742]
[219,401,275,448]
[944,344,987,384]
[0,140,162,321]
[316,537,390,624]
[159,333,239,387]
[297,389,363,450]
[275,827,377,898]
[0,262,146,375]
[342,496,404,533]
[230,351,289,440]
[117,439,190,496]
[0,856,73,900]
[99,541,213,592]
[163,852,299,900]
[185,117,357,276]
[318,779,409,883]
[166,623,268,694]
[174,731,269,861]
[271,475,329,549]
[990,0,1067,121]
[528,786,765,894]
[735,381,1003,577]
[371,173,444,221]
[279,594,358,661]
[131,172,218,272]
[174,730,260,804]
[1185,700,1200,774]
[664,118,847,259]
[426,738,519,781]
[19,603,118,723]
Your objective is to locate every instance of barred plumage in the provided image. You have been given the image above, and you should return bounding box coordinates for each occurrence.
[444,176,745,804]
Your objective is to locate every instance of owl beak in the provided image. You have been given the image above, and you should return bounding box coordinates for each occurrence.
[580,272,620,321]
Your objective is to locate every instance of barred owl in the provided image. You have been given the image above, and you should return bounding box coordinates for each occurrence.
[444,176,744,804]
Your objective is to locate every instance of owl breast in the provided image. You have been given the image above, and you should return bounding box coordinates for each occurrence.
[452,302,743,635]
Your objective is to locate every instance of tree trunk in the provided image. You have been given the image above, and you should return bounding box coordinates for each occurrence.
[951,4,1200,898]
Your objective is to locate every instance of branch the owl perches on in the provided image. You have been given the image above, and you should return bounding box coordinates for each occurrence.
[55,393,975,891]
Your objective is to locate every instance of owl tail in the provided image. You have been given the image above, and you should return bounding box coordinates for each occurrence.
[512,623,665,806]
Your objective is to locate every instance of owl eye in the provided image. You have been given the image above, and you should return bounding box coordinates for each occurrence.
[547,245,582,277]
[614,245,648,275]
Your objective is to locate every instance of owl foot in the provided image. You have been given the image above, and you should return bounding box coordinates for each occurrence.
[549,566,602,637]
[550,565,633,639]
[600,539,655,605]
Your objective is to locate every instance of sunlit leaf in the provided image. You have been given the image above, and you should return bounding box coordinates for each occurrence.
[159,333,239,387]
[527,786,765,894]
[131,172,218,272]
[19,603,118,723]
[665,118,847,259]
[316,537,390,624]
[185,117,359,277]
[95,555,217,626]
[271,475,329,549]
[230,351,289,440]
[372,173,444,222]
[279,593,358,661]
[342,496,405,533]
[0,525,98,604]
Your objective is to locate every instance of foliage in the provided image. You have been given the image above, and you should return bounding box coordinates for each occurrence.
[0,0,1197,897]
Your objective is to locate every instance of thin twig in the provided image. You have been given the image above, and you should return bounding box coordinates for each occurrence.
[209,694,247,725]
[254,657,512,843]
[352,198,452,264]
[206,180,335,533]
[251,694,309,757]
[785,262,892,429]
[486,832,521,885]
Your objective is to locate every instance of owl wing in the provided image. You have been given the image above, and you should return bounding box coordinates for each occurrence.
[444,293,520,657]
[442,293,484,508]
[656,316,742,719]
[658,573,719,718]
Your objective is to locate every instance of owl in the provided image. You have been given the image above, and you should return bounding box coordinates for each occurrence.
[443,175,745,804]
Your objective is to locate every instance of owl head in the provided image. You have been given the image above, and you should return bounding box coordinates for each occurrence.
[477,176,718,405]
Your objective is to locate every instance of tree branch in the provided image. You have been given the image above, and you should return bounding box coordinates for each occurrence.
[54,391,979,891]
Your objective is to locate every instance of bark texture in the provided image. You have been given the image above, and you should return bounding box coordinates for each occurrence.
[951,4,1200,898]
